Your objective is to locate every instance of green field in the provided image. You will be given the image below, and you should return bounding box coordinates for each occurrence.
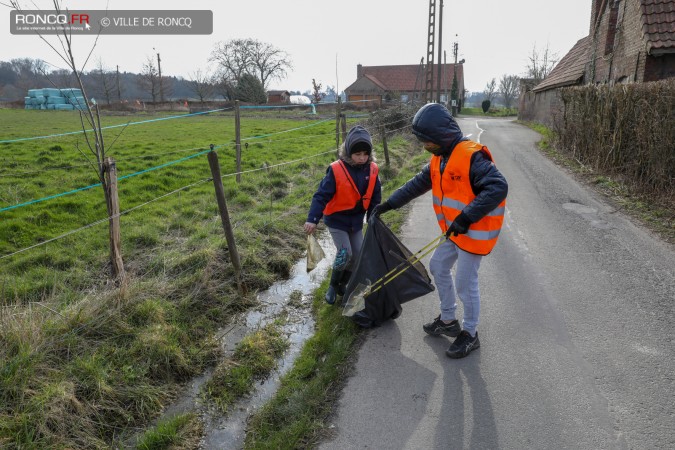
[0,106,428,447]
[1,108,339,300]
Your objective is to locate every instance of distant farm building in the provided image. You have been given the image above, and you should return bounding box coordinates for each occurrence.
[344,63,465,108]
[267,90,290,104]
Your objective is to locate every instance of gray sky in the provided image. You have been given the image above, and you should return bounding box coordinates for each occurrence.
[2,0,591,94]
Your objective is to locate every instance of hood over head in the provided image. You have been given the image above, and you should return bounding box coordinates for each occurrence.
[411,103,466,153]
[344,125,373,157]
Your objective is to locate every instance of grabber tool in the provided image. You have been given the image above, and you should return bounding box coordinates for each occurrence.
[342,234,445,317]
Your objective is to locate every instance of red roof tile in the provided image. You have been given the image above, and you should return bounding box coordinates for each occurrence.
[533,36,591,92]
[641,0,675,54]
[347,64,464,92]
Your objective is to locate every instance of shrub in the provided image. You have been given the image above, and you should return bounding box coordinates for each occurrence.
[481,100,491,113]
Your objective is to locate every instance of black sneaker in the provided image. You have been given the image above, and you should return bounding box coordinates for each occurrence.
[423,315,461,337]
[446,331,480,359]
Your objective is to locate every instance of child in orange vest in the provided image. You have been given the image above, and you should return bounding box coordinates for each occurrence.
[373,103,508,358]
[304,126,382,304]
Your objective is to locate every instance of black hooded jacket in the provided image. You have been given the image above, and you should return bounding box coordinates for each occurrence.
[307,126,382,232]
[387,103,508,225]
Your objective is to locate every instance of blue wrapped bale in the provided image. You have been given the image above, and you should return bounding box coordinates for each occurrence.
[47,96,67,104]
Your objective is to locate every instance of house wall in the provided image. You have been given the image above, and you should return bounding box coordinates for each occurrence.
[267,94,289,104]
[644,54,675,81]
[588,0,655,83]
[347,94,382,107]
[611,0,645,81]
[517,88,563,126]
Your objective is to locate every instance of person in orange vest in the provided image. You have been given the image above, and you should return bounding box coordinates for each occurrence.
[304,126,382,305]
[372,103,508,358]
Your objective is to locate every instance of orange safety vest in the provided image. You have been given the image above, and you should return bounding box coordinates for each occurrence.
[323,160,379,215]
[430,141,506,255]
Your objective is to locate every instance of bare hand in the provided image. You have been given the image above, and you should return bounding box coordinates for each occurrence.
[304,222,317,234]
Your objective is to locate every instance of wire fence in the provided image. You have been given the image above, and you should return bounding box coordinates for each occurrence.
[0,103,415,266]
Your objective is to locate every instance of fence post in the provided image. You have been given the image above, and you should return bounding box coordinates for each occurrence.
[335,96,341,158]
[380,126,390,166]
[340,113,347,142]
[235,100,242,183]
[208,146,244,294]
[103,157,125,281]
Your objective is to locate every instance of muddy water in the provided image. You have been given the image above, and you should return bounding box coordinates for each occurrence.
[146,233,336,449]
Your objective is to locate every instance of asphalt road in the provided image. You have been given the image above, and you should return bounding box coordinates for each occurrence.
[319,117,675,450]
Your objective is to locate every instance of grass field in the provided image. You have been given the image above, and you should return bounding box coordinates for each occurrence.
[0,106,427,448]
[0,108,338,300]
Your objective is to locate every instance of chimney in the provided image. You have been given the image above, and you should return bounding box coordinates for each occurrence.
[357,64,363,79]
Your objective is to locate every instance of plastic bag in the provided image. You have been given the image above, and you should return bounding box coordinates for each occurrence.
[342,216,435,327]
[306,233,326,272]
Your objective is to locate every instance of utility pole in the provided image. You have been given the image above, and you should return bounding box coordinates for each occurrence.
[424,0,436,103]
[436,0,444,103]
[451,40,459,115]
[444,51,448,104]
[115,65,121,102]
[156,52,164,102]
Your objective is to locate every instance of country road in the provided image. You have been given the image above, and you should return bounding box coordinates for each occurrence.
[319,117,675,450]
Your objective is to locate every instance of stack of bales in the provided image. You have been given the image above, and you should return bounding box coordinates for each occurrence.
[24,88,87,111]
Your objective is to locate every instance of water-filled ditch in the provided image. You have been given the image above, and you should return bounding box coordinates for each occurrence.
[140,233,336,449]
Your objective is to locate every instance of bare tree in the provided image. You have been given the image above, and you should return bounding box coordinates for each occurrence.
[10,0,125,280]
[484,78,497,104]
[138,56,159,102]
[9,57,48,91]
[209,38,292,91]
[526,43,559,83]
[91,58,115,105]
[187,69,215,103]
[311,78,324,104]
[498,74,520,109]
[50,68,76,88]
[209,38,254,89]
[248,39,292,90]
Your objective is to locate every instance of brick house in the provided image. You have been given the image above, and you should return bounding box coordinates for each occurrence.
[519,0,675,124]
[344,63,465,108]
[266,90,290,104]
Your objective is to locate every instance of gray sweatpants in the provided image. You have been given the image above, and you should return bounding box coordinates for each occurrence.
[429,239,483,336]
[327,227,364,271]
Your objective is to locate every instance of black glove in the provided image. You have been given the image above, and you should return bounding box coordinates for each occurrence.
[371,201,393,218]
[445,212,471,237]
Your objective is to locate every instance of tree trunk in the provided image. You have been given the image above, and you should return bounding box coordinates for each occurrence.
[104,157,125,281]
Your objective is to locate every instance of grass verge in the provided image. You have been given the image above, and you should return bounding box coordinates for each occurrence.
[205,320,290,412]
[520,121,674,244]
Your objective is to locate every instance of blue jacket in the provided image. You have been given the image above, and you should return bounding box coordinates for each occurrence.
[388,103,508,223]
[307,156,382,233]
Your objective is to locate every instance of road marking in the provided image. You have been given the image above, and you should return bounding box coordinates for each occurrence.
[475,120,485,143]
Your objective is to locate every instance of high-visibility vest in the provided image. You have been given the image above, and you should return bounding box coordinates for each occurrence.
[430,141,506,255]
[323,160,379,215]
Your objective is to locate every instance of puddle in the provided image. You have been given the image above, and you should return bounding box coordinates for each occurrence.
[133,233,336,449]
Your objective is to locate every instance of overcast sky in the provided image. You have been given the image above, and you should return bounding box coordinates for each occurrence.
[3,0,591,94]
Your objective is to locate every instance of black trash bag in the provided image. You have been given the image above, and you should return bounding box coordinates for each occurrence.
[342,216,435,328]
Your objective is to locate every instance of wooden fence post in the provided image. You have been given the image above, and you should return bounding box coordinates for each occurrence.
[235,100,242,183]
[103,157,125,281]
[340,113,347,142]
[335,97,341,158]
[380,126,390,166]
[208,148,244,294]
